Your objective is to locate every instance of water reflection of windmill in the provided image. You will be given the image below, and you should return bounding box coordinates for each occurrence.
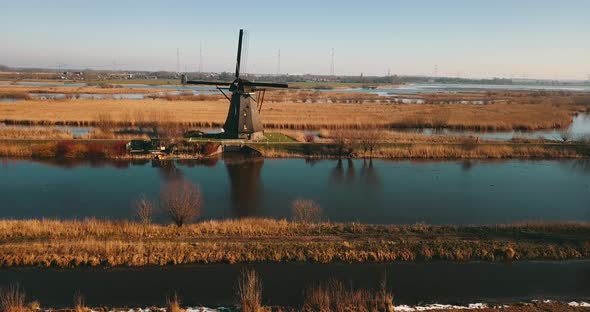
[181,29,288,140]
[224,154,264,217]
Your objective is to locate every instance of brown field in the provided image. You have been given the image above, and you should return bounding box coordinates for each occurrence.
[0,219,588,268]
[0,87,588,131]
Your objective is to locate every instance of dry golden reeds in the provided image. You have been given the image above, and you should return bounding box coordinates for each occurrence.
[0,90,585,131]
[0,284,26,312]
[0,127,73,139]
[166,293,184,312]
[0,219,587,268]
[237,268,264,312]
[73,290,88,312]
[302,279,394,312]
[134,194,154,225]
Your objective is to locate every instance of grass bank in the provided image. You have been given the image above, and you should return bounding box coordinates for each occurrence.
[1,138,589,159]
[254,142,590,159]
[0,219,588,268]
[0,139,128,158]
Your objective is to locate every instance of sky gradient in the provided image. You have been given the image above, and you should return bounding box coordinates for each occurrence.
[1,0,589,79]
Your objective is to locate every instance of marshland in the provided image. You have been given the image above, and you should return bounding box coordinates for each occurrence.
[5,0,590,309]
[1,81,590,310]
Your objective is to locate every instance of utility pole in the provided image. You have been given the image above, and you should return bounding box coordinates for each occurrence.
[434,64,438,78]
[330,48,335,76]
[199,43,203,73]
[176,48,180,73]
[277,49,281,76]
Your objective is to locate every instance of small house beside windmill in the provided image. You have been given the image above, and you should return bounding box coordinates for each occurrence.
[181,29,288,140]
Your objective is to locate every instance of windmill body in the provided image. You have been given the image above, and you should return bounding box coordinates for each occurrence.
[224,79,264,140]
[182,29,287,140]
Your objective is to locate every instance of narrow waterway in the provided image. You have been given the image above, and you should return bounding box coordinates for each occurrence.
[0,261,588,308]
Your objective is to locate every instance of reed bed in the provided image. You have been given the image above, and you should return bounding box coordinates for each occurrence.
[0,139,586,159]
[0,219,588,268]
[0,127,73,139]
[256,142,588,159]
[0,91,31,100]
[359,144,584,159]
[0,143,33,157]
[0,93,584,131]
[0,140,127,158]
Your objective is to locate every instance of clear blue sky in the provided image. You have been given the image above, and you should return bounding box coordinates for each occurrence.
[1,0,589,79]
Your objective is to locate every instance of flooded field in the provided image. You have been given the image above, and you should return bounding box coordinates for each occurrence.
[1,158,589,224]
[0,261,588,308]
[406,113,590,141]
[335,83,590,95]
[3,80,589,94]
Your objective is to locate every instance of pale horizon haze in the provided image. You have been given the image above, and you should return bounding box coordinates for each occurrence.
[1,0,589,80]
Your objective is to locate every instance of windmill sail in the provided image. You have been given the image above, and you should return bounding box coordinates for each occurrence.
[235,29,243,79]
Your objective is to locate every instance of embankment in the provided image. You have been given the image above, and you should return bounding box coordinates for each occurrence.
[0,219,588,268]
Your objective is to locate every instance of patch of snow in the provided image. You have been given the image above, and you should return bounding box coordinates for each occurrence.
[568,301,590,307]
[186,307,220,312]
[394,303,488,311]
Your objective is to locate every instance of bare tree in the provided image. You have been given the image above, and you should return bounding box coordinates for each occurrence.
[134,194,153,225]
[160,179,203,227]
[331,130,352,157]
[237,268,263,312]
[359,129,381,157]
[291,199,322,224]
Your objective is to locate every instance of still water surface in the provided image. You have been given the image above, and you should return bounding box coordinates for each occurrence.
[1,158,589,224]
[0,261,588,307]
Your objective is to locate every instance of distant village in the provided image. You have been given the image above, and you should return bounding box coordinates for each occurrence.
[1,65,589,86]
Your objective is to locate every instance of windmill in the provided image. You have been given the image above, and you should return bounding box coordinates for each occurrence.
[181,29,288,140]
